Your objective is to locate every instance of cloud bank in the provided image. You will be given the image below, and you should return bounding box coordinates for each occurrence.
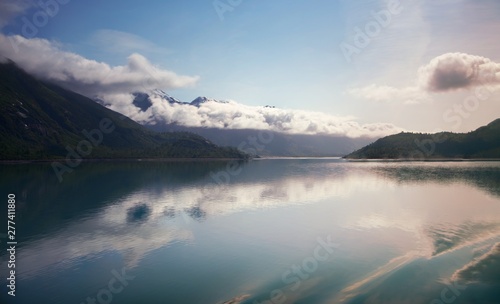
[0,33,402,138]
[0,34,199,96]
[350,52,500,103]
[117,94,403,138]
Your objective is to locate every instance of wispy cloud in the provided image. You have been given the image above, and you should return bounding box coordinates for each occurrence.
[0,0,34,29]
[348,85,430,104]
[452,242,500,284]
[89,29,171,55]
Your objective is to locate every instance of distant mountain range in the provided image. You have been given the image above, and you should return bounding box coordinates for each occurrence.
[5,59,498,161]
[345,119,500,159]
[96,90,227,110]
[128,91,375,156]
[0,61,246,160]
[148,125,374,157]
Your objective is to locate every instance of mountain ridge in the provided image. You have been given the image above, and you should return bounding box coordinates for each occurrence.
[0,61,247,161]
[126,91,376,156]
[345,119,500,159]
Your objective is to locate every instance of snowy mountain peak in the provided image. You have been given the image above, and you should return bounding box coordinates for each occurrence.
[131,90,188,112]
[190,96,229,107]
[149,89,184,104]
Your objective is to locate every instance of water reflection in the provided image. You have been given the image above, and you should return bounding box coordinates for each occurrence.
[126,204,152,224]
[0,161,232,240]
[453,242,500,284]
[368,162,500,197]
[0,160,499,304]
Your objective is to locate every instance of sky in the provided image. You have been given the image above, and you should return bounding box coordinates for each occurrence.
[0,0,500,137]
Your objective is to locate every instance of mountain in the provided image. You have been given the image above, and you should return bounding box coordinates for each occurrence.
[127,92,374,156]
[95,90,186,111]
[127,92,227,111]
[345,119,500,159]
[150,89,184,104]
[0,61,247,160]
[148,124,374,157]
[190,96,229,107]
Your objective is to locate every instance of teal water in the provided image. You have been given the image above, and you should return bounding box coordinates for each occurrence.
[1,159,500,304]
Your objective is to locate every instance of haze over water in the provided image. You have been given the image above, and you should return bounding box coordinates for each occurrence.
[1,159,500,304]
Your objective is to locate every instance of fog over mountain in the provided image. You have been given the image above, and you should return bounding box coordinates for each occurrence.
[113,89,402,139]
[119,90,379,156]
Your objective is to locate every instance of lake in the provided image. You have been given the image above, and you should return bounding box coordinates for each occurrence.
[1,159,500,304]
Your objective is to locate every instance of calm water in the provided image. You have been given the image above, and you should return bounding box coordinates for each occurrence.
[1,159,500,304]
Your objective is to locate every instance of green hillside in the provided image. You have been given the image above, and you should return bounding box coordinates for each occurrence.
[0,61,247,160]
[345,119,500,159]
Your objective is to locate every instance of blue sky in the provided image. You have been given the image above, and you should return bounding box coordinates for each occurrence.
[1,0,500,135]
[11,0,350,107]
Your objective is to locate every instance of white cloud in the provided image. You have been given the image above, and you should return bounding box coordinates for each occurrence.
[418,52,500,92]
[108,94,404,138]
[0,33,402,138]
[0,33,199,96]
[349,52,500,104]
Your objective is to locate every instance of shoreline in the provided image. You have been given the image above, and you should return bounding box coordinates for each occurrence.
[2,157,500,164]
[0,157,250,164]
[343,158,500,162]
